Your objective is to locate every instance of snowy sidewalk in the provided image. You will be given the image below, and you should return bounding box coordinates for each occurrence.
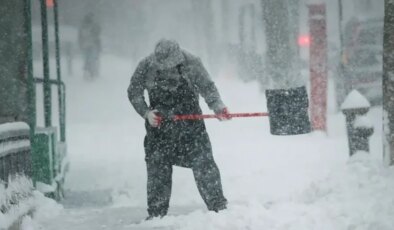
[30,55,394,230]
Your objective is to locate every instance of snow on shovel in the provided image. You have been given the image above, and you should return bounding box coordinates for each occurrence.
[173,86,311,136]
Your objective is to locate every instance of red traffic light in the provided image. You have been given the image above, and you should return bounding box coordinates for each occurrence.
[46,0,54,8]
[298,35,311,47]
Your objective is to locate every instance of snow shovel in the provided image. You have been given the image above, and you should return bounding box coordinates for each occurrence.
[173,86,311,136]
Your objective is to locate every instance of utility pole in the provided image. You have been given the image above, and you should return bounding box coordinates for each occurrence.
[336,0,346,110]
[40,0,52,127]
[383,0,394,166]
[308,3,328,131]
[261,0,302,90]
[221,0,229,44]
[191,0,216,70]
[338,0,344,60]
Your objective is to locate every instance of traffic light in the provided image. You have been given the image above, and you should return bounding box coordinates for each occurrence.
[298,35,311,47]
[46,0,54,8]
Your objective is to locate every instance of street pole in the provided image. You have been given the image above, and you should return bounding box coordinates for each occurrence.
[53,0,65,142]
[383,0,394,166]
[308,3,328,131]
[25,0,36,135]
[261,0,302,89]
[40,0,52,127]
[338,0,344,60]
[238,5,245,47]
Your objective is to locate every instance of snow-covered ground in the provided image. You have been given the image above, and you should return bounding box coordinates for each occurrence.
[26,55,394,229]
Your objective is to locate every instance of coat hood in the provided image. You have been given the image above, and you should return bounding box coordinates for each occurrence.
[153,39,185,70]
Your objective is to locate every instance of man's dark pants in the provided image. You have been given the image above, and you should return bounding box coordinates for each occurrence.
[144,120,227,217]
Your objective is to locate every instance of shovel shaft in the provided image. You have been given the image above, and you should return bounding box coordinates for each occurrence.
[173,112,269,121]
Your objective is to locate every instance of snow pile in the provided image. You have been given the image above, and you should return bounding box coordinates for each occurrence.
[354,115,374,128]
[0,122,29,133]
[0,176,62,229]
[25,191,63,229]
[36,182,57,194]
[20,216,35,230]
[0,176,34,229]
[299,152,394,229]
[3,191,63,230]
[132,152,394,230]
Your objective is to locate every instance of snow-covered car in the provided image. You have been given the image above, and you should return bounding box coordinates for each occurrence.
[336,17,383,106]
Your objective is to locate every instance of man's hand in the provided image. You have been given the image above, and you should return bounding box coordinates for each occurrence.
[215,107,231,121]
[145,109,162,127]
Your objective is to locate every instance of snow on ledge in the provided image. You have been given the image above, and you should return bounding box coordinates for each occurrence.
[341,90,370,110]
[354,115,373,128]
[36,182,57,194]
[0,122,29,134]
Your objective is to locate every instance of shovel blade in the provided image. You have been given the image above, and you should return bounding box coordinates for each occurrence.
[266,86,311,135]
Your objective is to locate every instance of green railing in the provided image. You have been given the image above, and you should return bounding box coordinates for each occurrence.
[27,0,68,200]
[33,77,67,142]
[0,123,35,229]
[31,76,68,200]
[0,1,67,225]
[28,0,65,133]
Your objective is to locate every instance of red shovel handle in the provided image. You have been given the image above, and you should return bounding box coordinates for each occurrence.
[173,112,269,121]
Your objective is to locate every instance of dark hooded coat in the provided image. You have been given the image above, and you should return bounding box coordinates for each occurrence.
[127,50,226,167]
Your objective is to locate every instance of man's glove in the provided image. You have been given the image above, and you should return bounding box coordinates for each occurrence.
[215,107,231,121]
[145,109,162,127]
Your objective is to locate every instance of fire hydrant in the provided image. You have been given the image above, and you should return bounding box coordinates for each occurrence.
[341,90,374,156]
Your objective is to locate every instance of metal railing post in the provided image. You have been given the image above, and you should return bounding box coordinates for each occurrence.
[40,0,52,127]
[25,0,36,136]
[53,0,65,142]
